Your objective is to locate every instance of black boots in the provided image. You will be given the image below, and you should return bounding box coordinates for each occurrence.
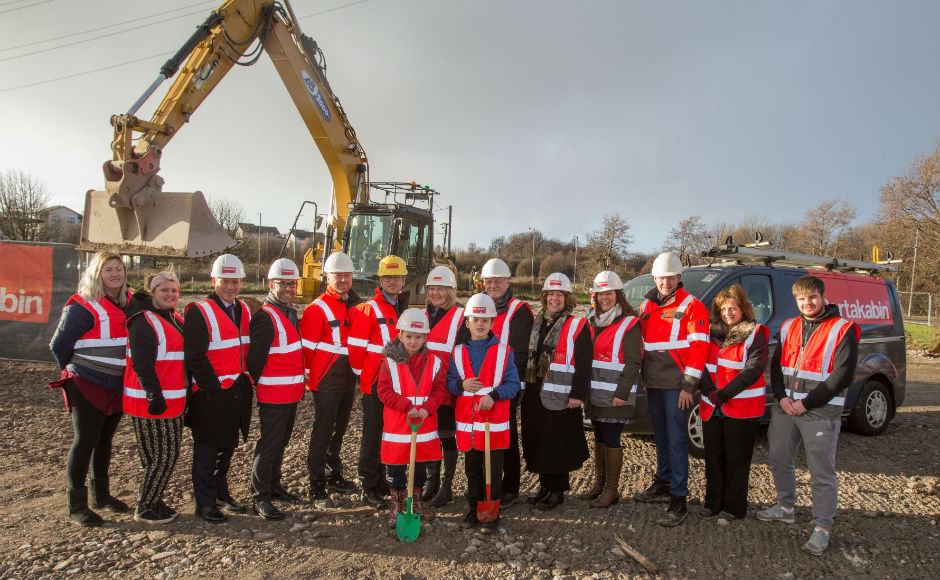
[658,494,688,527]
[67,487,103,527]
[422,461,442,502]
[633,477,671,503]
[429,449,457,507]
[89,477,130,513]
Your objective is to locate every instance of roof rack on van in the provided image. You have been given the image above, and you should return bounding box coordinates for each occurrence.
[701,243,900,275]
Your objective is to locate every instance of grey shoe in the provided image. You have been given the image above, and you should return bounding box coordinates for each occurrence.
[755,504,795,524]
[803,528,830,556]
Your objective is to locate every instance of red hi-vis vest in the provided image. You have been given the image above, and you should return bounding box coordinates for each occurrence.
[701,324,768,421]
[123,311,186,419]
[590,315,639,407]
[779,315,859,414]
[426,305,465,365]
[301,291,352,391]
[380,356,444,465]
[541,316,590,410]
[492,298,532,346]
[638,288,710,387]
[256,305,304,404]
[186,299,250,391]
[348,292,399,394]
[452,343,511,451]
[66,292,132,375]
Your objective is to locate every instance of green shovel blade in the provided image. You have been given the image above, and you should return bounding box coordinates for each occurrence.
[396,497,421,542]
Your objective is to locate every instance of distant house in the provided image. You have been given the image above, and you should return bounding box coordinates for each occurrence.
[39,205,83,243]
[235,222,281,240]
[40,205,82,225]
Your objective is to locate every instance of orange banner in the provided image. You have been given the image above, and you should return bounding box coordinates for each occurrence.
[0,243,53,323]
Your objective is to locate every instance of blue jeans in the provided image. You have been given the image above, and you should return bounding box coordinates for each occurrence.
[647,388,690,496]
[385,462,429,490]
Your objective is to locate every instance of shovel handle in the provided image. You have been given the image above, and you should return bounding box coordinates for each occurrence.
[406,421,419,501]
[483,420,491,489]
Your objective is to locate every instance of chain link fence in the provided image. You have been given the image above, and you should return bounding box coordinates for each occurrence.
[898,291,938,326]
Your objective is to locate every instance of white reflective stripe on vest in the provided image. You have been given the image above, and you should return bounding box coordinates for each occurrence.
[453,345,467,380]
[687,332,709,343]
[73,337,127,349]
[427,306,464,351]
[685,367,702,379]
[367,300,393,345]
[87,299,112,337]
[124,387,186,399]
[313,298,343,347]
[262,305,301,354]
[785,388,845,407]
[347,337,368,347]
[591,380,617,392]
[218,373,240,383]
[820,319,851,378]
[455,421,510,432]
[731,388,765,399]
[267,342,301,355]
[542,382,572,394]
[74,353,126,366]
[670,294,694,342]
[366,344,384,354]
[499,300,522,346]
[717,326,760,371]
[643,339,691,351]
[592,360,625,372]
[304,340,348,355]
[257,374,305,386]
[706,363,717,373]
[382,430,440,444]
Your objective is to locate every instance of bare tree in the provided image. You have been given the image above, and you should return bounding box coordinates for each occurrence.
[585,214,633,269]
[663,215,711,264]
[207,195,245,238]
[795,199,857,256]
[0,170,50,241]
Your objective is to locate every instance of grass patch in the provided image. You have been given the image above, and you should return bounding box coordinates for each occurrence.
[905,323,940,351]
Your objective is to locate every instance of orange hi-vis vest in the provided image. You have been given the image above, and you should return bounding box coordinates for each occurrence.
[301,290,352,391]
[256,305,305,404]
[589,315,639,407]
[541,316,589,411]
[701,324,768,421]
[426,305,465,366]
[452,343,511,451]
[638,288,710,387]
[186,299,250,391]
[380,356,444,465]
[492,298,531,346]
[66,292,133,376]
[123,311,186,419]
[779,315,859,418]
[348,292,399,394]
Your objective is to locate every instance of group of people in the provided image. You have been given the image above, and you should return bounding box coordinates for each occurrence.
[49,248,858,555]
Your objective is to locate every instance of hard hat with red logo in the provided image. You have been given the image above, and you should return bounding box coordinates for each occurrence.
[211,254,245,279]
[396,308,430,334]
[651,252,683,277]
[426,265,456,289]
[323,252,354,274]
[267,258,300,281]
[377,255,408,276]
[542,272,572,293]
[464,292,497,318]
[591,270,623,293]
[480,258,511,279]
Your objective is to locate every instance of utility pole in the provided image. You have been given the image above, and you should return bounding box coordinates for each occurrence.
[573,235,579,288]
[528,227,537,294]
[908,229,919,317]
[257,212,262,284]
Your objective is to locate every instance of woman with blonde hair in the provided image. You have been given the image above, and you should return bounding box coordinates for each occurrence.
[50,251,132,526]
[698,284,769,520]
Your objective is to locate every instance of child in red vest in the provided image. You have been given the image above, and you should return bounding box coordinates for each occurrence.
[446,293,521,530]
[376,308,449,520]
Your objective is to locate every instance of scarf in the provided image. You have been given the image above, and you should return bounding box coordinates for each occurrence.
[594,304,622,329]
[494,288,514,312]
[710,320,757,349]
[525,305,574,383]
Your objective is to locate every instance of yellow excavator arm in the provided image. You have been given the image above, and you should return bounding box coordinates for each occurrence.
[81,0,368,258]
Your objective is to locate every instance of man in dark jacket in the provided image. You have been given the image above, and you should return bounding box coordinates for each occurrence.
[184,254,253,523]
[758,275,859,556]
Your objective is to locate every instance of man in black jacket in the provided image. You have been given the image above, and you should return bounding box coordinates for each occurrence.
[184,254,253,523]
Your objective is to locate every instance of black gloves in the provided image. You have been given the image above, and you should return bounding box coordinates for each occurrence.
[147,392,168,416]
[706,390,723,408]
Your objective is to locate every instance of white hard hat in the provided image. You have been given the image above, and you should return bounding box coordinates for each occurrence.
[592,270,623,293]
[464,293,497,318]
[651,252,683,277]
[396,308,431,334]
[542,272,572,293]
[211,254,245,279]
[426,265,456,289]
[481,258,511,279]
[323,252,354,273]
[268,258,300,281]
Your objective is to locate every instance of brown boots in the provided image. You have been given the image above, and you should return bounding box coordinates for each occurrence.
[591,446,623,508]
[579,441,607,500]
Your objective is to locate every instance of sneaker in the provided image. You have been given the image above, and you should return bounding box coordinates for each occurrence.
[325,475,356,493]
[309,480,329,502]
[360,486,386,507]
[755,504,795,524]
[134,507,174,525]
[802,528,830,556]
[216,497,246,514]
[153,500,179,522]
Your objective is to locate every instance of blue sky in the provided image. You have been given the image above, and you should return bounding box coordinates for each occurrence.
[1,0,937,253]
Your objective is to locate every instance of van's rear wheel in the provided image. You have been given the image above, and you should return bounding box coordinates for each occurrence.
[687,403,705,457]
[847,380,891,435]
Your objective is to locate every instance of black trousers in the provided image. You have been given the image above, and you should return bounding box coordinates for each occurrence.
[357,392,385,490]
[538,472,571,492]
[251,402,298,502]
[306,388,354,482]
[192,441,236,508]
[502,400,521,494]
[702,414,759,518]
[65,380,122,489]
[132,415,183,508]
[465,448,504,508]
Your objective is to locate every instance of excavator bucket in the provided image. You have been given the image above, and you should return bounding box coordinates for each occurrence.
[78,190,237,258]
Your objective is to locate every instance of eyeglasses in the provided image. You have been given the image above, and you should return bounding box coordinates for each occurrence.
[274,281,298,288]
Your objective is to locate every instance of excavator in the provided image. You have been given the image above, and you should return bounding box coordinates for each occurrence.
[78,0,450,303]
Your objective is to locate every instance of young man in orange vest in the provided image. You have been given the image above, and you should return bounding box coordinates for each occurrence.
[246,259,306,520]
[376,308,449,520]
[183,254,253,523]
[300,252,362,505]
[447,293,521,530]
[758,275,859,556]
[349,255,410,506]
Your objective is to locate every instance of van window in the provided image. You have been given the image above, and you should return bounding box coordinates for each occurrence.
[622,269,724,308]
[739,274,774,325]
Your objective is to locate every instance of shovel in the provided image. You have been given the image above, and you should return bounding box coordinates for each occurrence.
[476,416,500,523]
[396,419,422,542]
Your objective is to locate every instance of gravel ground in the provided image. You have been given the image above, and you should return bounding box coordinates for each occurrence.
[0,296,936,580]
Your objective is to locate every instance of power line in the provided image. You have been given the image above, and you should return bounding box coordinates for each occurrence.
[0,0,54,14]
[0,51,171,93]
[298,0,370,19]
[0,1,218,53]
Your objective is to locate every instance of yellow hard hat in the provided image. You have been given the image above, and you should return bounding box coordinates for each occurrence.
[377,255,408,276]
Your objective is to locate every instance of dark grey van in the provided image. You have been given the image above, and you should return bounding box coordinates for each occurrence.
[619,263,907,455]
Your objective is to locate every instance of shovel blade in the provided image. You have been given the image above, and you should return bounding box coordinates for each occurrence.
[476,499,500,523]
[396,498,421,543]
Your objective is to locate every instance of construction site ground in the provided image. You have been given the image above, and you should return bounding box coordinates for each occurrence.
[0,296,937,580]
